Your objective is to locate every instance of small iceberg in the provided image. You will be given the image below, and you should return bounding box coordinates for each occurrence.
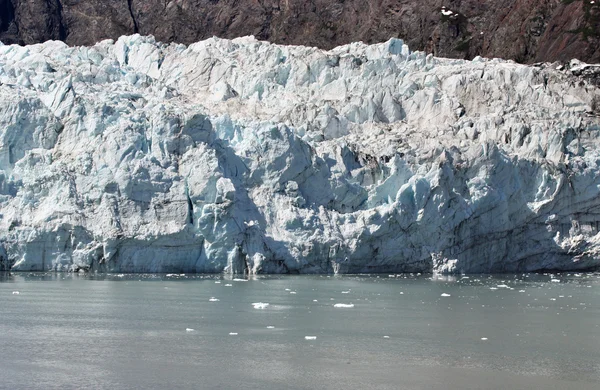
[186,328,195,332]
[252,302,269,309]
[229,332,238,336]
[333,303,354,308]
[305,336,317,340]
[440,293,451,297]
[266,326,275,329]
[209,297,220,302]
[12,291,20,295]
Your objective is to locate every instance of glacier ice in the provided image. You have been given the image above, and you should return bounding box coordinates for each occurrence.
[0,35,600,274]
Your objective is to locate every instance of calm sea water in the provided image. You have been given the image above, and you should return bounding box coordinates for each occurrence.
[1,272,599,390]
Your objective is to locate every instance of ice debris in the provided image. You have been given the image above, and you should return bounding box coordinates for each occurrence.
[333,303,355,308]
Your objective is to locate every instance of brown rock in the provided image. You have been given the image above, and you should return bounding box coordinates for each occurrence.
[0,0,598,63]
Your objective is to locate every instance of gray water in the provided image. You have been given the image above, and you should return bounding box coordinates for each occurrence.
[1,272,599,390]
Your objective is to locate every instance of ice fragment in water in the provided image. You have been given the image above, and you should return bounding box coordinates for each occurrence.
[12,291,20,295]
[333,303,355,308]
[252,302,269,309]
[441,293,451,297]
[305,336,317,340]
[209,297,220,302]
[481,337,488,341]
[186,328,195,332]
[229,332,238,336]
[266,326,275,329]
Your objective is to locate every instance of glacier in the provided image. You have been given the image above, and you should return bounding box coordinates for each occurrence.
[0,34,599,274]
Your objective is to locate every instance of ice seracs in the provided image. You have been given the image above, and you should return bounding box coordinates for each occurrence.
[0,35,600,274]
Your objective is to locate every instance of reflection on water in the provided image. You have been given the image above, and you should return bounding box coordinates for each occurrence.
[1,271,599,390]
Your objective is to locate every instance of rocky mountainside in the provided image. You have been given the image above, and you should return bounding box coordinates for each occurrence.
[0,35,599,273]
[0,0,599,64]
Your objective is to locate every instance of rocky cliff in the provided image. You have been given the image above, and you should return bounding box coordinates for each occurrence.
[0,0,599,64]
[0,35,599,273]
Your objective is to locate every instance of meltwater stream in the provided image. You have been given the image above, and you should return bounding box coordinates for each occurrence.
[1,272,599,390]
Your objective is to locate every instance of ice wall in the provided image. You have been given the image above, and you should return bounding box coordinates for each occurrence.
[0,35,599,274]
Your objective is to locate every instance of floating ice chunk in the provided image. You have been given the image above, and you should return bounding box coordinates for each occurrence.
[313,299,318,302]
[341,291,350,294]
[233,279,247,282]
[209,297,220,302]
[333,303,355,308]
[266,326,275,329]
[551,279,560,282]
[12,291,20,295]
[383,336,390,339]
[489,287,498,290]
[440,293,451,297]
[252,302,269,309]
[550,298,556,301]
[117,274,125,277]
[225,284,232,287]
[290,291,297,294]
[215,281,221,284]
[518,290,526,292]
[186,328,195,332]
[497,284,509,288]
[481,337,488,341]
[285,288,291,291]
[305,336,317,340]
[229,332,238,336]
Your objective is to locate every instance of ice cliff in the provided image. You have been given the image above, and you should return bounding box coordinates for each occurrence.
[1,35,600,274]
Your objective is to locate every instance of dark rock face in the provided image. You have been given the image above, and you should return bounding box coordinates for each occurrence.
[0,0,599,63]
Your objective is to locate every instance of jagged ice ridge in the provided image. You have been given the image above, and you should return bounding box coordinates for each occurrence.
[0,34,599,274]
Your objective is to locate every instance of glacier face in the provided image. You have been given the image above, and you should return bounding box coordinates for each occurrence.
[0,35,599,274]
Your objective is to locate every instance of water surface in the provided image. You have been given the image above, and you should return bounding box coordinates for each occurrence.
[1,272,599,389]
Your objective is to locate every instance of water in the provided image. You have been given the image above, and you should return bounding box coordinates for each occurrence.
[1,272,600,390]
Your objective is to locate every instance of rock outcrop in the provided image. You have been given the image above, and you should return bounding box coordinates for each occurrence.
[0,35,599,273]
[0,0,599,64]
